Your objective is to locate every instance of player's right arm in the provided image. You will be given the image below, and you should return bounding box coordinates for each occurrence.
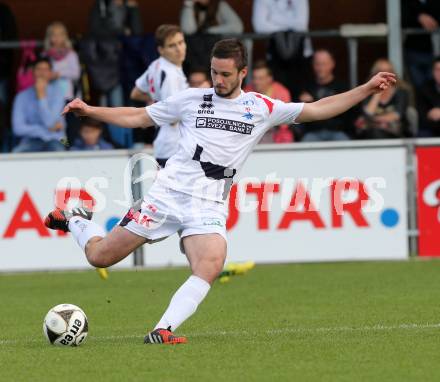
[62,98,154,129]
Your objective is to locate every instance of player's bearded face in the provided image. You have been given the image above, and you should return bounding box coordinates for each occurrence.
[211,57,246,98]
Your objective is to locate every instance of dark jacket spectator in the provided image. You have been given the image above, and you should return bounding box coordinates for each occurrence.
[84,0,143,148]
[0,2,18,106]
[418,57,440,137]
[402,0,440,88]
[89,0,143,38]
[298,50,351,141]
[180,0,243,71]
[181,0,243,35]
[252,0,312,97]
[356,59,410,139]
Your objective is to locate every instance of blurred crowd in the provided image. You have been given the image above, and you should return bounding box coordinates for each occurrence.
[0,0,440,154]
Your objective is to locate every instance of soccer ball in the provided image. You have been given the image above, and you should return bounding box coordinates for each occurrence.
[43,304,89,346]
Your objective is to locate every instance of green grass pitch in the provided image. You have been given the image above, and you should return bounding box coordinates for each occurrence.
[1,260,440,381]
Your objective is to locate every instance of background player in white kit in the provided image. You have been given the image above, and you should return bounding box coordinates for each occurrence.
[130,24,188,168]
[45,39,396,344]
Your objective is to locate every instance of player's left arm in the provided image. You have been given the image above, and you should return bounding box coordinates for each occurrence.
[296,72,396,123]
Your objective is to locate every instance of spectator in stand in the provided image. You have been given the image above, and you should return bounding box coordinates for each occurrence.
[188,67,212,88]
[85,0,144,148]
[71,118,114,151]
[417,56,440,137]
[252,0,312,98]
[180,0,243,35]
[43,22,80,102]
[298,49,351,141]
[244,60,293,143]
[181,0,243,71]
[0,2,18,152]
[356,58,410,139]
[43,22,81,146]
[89,0,143,38]
[12,57,66,152]
[402,0,440,89]
[0,2,17,108]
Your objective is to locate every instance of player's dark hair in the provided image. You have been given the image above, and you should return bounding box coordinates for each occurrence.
[253,60,272,76]
[211,39,248,71]
[80,117,103,130]
[155,24,183,47]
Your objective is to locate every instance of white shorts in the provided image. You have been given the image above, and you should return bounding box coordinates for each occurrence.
[119,182,227,250]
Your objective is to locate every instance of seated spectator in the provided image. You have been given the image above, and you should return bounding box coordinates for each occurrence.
[244,60,293,143]
[356,58,410,139]
[181,0,243,71]
[43,22,80,102]
[418,56,440,137]
[12,57,66,153]
[71,118,114,151]
[298,49,351,141]
[402,0,440,89]
[181,0,243,35]
[188,67,211,88]
[252,0,312,97]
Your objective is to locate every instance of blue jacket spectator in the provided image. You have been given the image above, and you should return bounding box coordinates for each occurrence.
[12,57,66,152]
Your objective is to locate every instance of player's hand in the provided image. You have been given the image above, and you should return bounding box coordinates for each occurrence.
[366,72,396,94]
[62,98,90,117]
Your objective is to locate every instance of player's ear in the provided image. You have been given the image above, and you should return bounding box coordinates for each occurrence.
[239,67,248,81]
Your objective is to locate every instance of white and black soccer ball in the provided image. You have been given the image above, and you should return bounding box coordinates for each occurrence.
[43,304,88,346]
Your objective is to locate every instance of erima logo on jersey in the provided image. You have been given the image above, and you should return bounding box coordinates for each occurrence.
[196,117,254,135]
[198,94,214,114]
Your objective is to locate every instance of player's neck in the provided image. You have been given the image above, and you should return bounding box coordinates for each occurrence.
[223,87,243,100]
[161,56,183,68]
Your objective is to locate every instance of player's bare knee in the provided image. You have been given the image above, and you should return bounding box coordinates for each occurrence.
[85,240,114,268]
[192,253,225,283]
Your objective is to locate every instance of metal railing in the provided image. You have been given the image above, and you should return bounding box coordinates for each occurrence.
[1,27,439,89]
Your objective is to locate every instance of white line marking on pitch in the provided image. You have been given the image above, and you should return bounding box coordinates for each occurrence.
[1,323,439,345]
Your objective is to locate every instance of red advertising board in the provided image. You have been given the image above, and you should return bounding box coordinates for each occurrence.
[416,147,440,256]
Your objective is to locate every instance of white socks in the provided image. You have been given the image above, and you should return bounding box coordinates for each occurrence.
[68,218,211,331]
[155,275,211,331]
[68,217,106,251]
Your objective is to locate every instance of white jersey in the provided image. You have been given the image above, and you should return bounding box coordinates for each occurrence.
[135,56,188,159]
[146,88,304,202]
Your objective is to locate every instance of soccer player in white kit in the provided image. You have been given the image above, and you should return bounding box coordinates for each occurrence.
[130,25,188,167]
[45,39,396,344]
